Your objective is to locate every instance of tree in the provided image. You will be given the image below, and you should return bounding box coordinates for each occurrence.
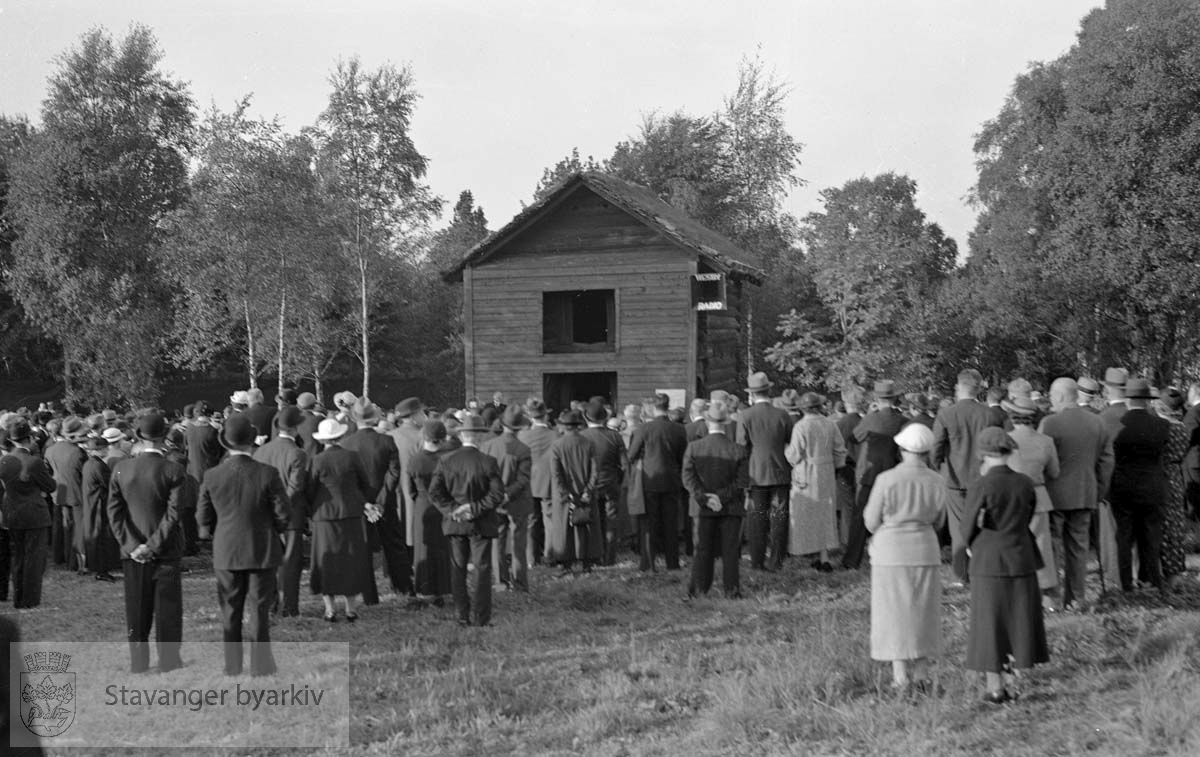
[311,57,442,399]
[4,25,193,408]
[531,148,602,202]
[766,173,956,390]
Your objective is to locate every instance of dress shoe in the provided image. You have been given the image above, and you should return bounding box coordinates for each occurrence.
[345,612,358,623]
[323,612,338,623]
[982,690,1010,705]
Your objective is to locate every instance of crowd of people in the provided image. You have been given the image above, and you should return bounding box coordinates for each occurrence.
[0,366,1195,701]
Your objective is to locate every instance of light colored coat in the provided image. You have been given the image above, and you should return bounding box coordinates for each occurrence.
[784,413,847,554]
[1038,406,1114,511]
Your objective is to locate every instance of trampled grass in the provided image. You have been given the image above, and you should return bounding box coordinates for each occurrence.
[10,546,1200,756]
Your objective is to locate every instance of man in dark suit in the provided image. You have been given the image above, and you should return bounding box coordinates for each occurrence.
[581,398,628,566]
[0,420,55,607]
[428,414,504,626]
[1099,367,1129,431]
[931,368,996,555]
[735,373,793,571]
[44,417,88,571]
[480,406,533,591]
[984,387,1008,430]
[107,413,188,673]
[836,386,865,546]
[198,415,291,675]
[683,405,749,598]
[294,393,324,458]
[628,393,689,571]
[243,387,277,444]
[843,380,908,569]
[1108,378,1170,591]
[1040,377,1114,609]
[1076,377,1102,413]
[685,398,709,443]
[253,406,309,616]
[185,401,224,490]
[341,398,410,601]
[517,399,558,566]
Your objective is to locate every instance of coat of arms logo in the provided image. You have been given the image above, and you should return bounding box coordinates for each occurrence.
[19,651,75,737]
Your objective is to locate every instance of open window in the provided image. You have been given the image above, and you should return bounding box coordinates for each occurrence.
[542,289,615,353]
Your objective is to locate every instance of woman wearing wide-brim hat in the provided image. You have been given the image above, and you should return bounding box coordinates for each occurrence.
[306,417,376,622]
[864,423,948,694]
[1001,396,1060,602]
[784,392,845,572]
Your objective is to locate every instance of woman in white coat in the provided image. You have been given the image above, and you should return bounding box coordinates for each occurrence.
[785,393,847,572]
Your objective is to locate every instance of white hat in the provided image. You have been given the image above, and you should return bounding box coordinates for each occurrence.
[100,427,127,444]
[230,390,251,405]
[246,387,264,404]
[333,391,357,410]
[312,418,349,442]
[893,423,934,454]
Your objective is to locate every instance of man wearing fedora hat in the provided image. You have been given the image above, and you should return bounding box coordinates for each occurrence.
[581,397,629,566]
[1004,395,1061,600]
[735,373,793,571]
[428,413,504,626]
[844,380,908,570]
[1100,368,1129,429]
[0,419,56,607]
[683,403,749,598]
[44,416,89,572]
[341,397,410,603]
[81,435,120,582]
[185,402,223,494]
[107,413,188,673]
[548,410,604,574]
[254,406,310,616]
[242,387,276,445]
[629,393,690,571]
[480,406,533,590]
[1076,377,1102,413]
[931,369,999,558]
[294,392,323,457]
[198,414,292,675]
[1108,377,1170,591]
[518,399,557,566]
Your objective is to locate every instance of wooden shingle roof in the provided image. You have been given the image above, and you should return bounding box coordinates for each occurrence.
[441,171,765,284]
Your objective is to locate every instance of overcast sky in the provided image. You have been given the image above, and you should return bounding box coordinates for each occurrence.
[1,0,1101,253]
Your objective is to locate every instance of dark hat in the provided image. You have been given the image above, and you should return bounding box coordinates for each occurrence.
[523,399,547,420]
[480,406,499,428]
[83,435,109,452]
[1103,368,1128,388]
[779,388,801,411]
[421,419,447,443]
[276,388,299,405]
[297,392,318,410]
[62,416,89,441]
[350,397,382,425]
[220,414,257,451]
[134,413,168,442]
[458,413,490,433]
[1076,377,1101,396]
[394,397,422,419]
[274,405,304,432]
[501,405,526,430]
[584,397,608,423]
[1160,387,1185,412]
[1124,377,1155,399]
[704,404,729,424]
[873,380,899,399]
[1001,396,1038,417]
[746,371,773,393]
[8,419,31,442]
[798,392,825,411]
[557,409,586,428]
[978,427,1017,456]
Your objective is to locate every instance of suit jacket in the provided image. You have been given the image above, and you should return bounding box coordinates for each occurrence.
[1039,406,1114,511]
[295,411,323,458]
[581,425,626,490]
[1109,408,1169,508]
[518,423,558,501]
[307,445,374,522]
[253,435,309,529]
[853,408,907,489]
[836,411,863,483]
[682,432,748,517]
[44,440,86,509]
[479,432,534,519]
[107,451,187,560]
[340,428,400,509]
[197,455,291,570]
[629,416,689,492]
[931,399,995,490]
[685,419,708,443]
[244,404,277,439]
[0,447,55,529]
[550,432,597,505]
[962,464,1041,576]
[735,401,793,487]
[428,445,503,538]
[986,404,1012,431]
[184,422,224,483]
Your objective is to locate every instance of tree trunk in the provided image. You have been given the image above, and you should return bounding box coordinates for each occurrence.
[244,296,257,389]
[360,250,370,400]
[277,290,287,389]
[62,344,74,402]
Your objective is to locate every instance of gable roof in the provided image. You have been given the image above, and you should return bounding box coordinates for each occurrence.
[441,171,764,284]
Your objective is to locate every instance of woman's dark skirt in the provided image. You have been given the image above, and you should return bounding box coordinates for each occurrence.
[310,518,369,597]
[966,573,1049,672]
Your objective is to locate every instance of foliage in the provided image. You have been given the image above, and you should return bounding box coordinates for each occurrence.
[766,173,956,390]
[3,25,193,408]
[532,147,602,203]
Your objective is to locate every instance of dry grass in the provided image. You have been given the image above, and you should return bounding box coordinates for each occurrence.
[11,547,1200,756]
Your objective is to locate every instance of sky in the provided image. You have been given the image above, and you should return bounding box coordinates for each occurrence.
[0,0,1102,253]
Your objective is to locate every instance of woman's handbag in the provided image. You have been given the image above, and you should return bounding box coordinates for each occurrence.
[568,493,593,526]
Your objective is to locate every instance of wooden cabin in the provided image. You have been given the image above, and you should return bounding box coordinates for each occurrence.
[442,172,763,412]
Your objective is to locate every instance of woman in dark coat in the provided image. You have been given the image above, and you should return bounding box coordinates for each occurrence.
[962,427,1049,704]
[307,418,377,622]
[403,420,452,601]
[80,436,120,580]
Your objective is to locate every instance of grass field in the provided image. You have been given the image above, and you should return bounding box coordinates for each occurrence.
[11,544,1200,756]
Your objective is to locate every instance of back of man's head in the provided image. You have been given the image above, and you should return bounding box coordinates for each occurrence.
[1049,377,1078,410]
[956,369,982,398]
[985,386,1004,404]
[689,397,707,419]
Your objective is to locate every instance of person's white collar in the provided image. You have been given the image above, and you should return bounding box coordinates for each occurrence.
[227,450,253,458]
[586,422,603,428]
[141,448,164,456]
[278,432,295,440]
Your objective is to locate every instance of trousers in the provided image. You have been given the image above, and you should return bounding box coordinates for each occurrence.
[493,510,529,591]
[9,529,47,608]
[276,529,304,615]
[449,534,493,626]
[1050,509,1092,607]
[123,559,183,673]
[216,567,276,676]
[690,515,743,597]
[638,490,680,570]
[1112,502,1163,590]
[747,485,788,569]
